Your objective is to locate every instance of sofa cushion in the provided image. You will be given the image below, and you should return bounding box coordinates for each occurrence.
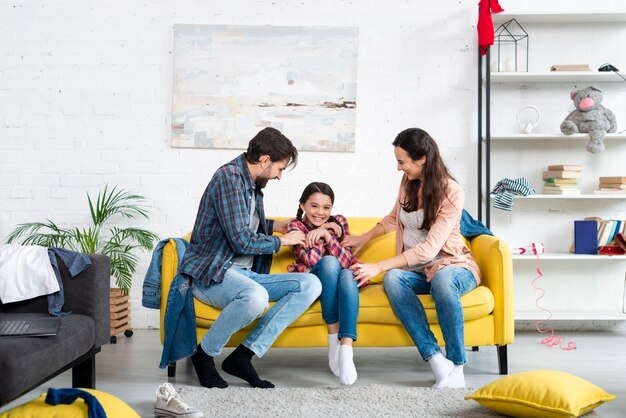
[195,282,495,328]
[0,313,95,402]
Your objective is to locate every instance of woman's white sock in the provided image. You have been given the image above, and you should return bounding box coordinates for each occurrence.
[338,345,357,385]
[328,334,340,377]
[429,352,454,385]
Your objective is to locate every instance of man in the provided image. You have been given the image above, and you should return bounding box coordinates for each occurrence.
[180,127,322,389]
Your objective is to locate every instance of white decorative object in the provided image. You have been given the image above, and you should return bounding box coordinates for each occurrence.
[516,105,541,133]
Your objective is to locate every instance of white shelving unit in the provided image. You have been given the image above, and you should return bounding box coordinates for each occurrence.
[479,10,626,322]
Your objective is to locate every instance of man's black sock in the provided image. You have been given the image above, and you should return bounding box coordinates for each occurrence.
[222,345,275,388]
[191,345,228,389]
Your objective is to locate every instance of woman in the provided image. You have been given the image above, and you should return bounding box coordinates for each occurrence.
[287,182,362,385]
[342,128,480,388]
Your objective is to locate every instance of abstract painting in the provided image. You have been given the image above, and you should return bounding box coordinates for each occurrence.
[171,24,359,152]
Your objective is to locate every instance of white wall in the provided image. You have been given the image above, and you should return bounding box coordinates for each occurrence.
[1,0,624,328]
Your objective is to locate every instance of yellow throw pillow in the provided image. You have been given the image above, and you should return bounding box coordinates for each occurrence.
[0,388,140,418]
[465,370,615,418]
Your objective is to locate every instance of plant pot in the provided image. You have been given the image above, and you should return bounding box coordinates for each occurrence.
[109,288,133,343]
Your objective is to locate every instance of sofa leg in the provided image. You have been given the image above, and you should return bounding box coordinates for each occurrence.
[471,346,479,351]
[72,356,96,389]
[168,362,177,378]
[497,345,508,375]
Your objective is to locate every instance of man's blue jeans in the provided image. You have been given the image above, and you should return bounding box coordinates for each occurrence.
[191,267,321,358]
[383,266,477,365]
[310,256,359,341]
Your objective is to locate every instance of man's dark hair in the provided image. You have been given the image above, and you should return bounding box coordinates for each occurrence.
[245,127,298,168]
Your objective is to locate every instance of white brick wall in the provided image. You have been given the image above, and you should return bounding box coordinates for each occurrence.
[1,0,624,328]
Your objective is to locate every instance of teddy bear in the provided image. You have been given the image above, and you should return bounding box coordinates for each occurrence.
[560,85,617,153]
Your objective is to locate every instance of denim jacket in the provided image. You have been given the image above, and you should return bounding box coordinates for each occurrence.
[142,238,189,309]
[159,272,197,368]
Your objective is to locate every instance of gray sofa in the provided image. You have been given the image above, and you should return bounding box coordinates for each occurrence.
[0,254,110,406]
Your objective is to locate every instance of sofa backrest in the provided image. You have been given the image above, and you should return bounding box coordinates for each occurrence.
[270,217,395,283]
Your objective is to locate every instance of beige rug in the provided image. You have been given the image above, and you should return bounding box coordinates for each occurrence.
[177,384,505,417]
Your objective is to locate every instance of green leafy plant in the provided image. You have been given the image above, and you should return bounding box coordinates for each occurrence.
[6,185,159,293]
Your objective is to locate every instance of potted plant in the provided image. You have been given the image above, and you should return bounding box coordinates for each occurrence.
[6,185,159,341]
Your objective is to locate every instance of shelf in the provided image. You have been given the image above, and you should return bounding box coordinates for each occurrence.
[493,11,626,24]
[513,253,626,261]
[490,194,626,200]
[515,310,626,321]
[487,71,626,83]
[485,133,626,142]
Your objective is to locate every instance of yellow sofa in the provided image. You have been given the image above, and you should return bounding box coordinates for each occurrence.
[159,218,514,376]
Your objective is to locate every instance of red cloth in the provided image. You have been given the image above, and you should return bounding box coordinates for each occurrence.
[477,0,504,55]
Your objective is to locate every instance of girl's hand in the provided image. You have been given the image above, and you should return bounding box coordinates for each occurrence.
[323,222,343,238]
[305,227,331,248]
[341,234,367,255]
[351,262,382,288]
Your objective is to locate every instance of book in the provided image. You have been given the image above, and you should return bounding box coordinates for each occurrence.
[574,220,598,254]
[543,170,581,180]
[545,178,578,186]
[599,176,626,184]
[597,220,613,246]
[548,164,583,171]
[550,64,591,71]
[599,184,626,190]
[542,188,581,195]
[593,189,626,195]
[543,184,579,189]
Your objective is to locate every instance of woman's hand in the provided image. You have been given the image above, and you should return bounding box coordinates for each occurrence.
[341,234,368,255]
[305,227,332,248]
[322,222,343,238]
[351,262,383,288]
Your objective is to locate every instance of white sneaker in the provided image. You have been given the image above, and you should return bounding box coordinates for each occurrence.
[155,383,204,418]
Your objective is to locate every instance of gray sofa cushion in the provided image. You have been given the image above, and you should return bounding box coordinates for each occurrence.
[0,313,95,401]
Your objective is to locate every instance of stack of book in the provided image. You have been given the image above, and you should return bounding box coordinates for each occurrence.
[549,64,591,72]
[542,164,582,195]
[594,176,626,195]
[597,219,626,246]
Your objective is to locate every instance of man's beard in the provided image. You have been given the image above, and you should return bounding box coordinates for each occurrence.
[255,177,269,189]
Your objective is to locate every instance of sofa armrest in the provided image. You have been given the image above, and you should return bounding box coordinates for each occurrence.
[469,234,514,345]
[62,254,111,348]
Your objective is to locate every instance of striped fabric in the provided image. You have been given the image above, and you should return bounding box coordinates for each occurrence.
[491,177,536,211]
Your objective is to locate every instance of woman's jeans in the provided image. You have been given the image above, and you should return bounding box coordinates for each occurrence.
[383,266,477,365]
[310,256,359,341]
[191,267,321,358]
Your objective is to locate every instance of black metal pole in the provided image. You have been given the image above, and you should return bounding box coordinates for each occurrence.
[485,46,491,228]
[478,48,483,222]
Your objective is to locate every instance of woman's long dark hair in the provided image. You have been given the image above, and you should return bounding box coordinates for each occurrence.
[392,128,455,229]
[296,182,344,238]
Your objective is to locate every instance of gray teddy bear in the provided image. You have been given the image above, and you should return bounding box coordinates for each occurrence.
[560,85,617,153]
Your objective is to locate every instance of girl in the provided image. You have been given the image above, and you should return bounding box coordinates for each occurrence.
[287,182,362,385]
[342,128,481,389]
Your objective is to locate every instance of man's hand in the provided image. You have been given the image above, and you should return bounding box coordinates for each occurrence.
[305,227,332,248]
[279,230,306,246]
[273,219,292,235]
[341,234,368,255]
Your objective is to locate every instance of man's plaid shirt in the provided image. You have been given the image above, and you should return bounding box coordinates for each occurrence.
[180,154,281,286]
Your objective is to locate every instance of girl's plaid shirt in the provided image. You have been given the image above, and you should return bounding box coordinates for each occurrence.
[286,214,360,273]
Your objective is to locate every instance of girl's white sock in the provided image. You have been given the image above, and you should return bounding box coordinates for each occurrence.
[338,344,357,385]
[429,352,454,385]
[327,334,340,377]
[433,365,465,389]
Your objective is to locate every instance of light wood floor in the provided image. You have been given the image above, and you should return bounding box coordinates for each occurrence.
[1,329,624,417]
